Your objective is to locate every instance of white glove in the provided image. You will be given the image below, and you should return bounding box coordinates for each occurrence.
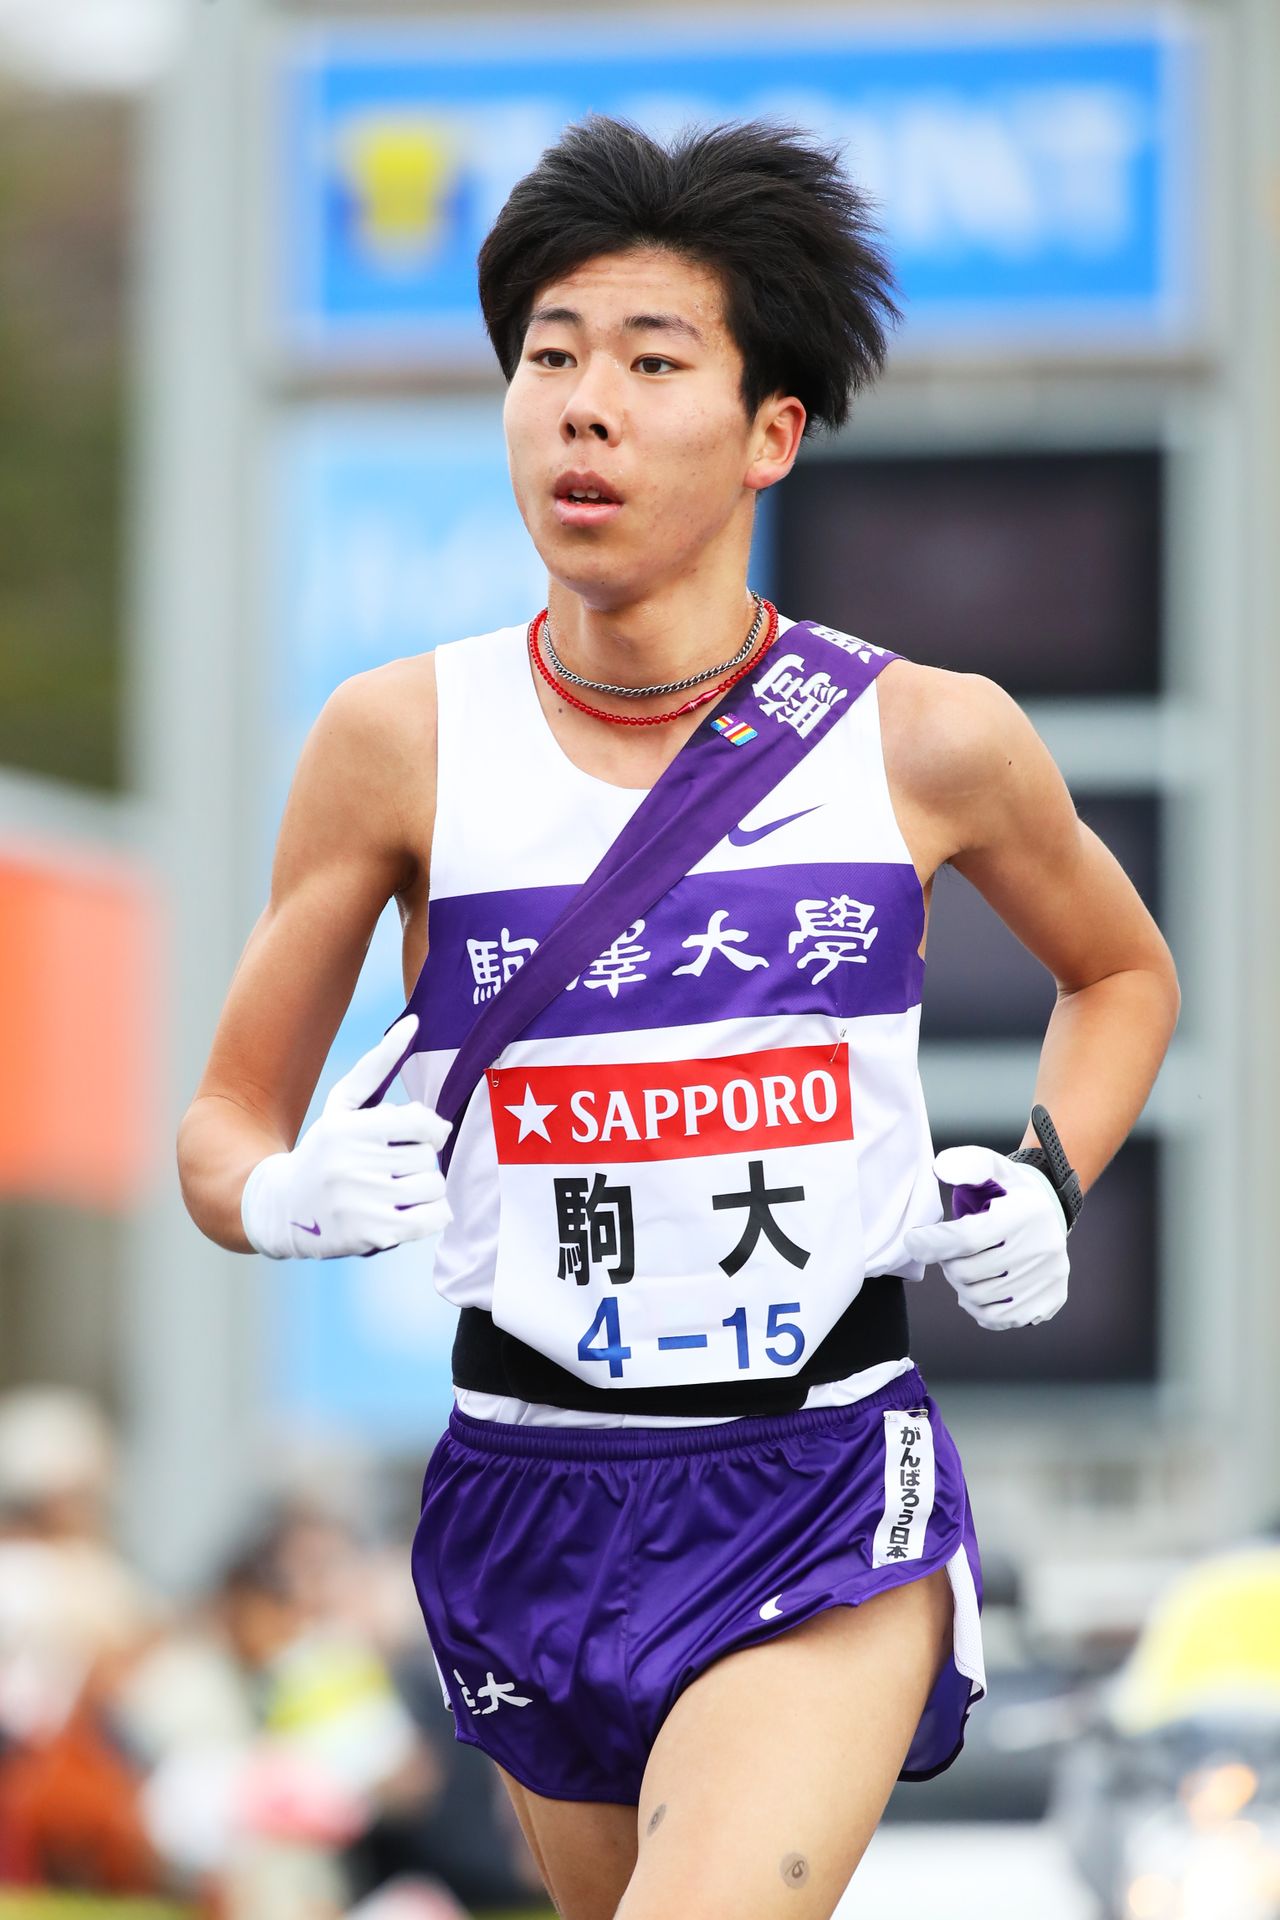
[902,1145,1069,1333]
[240,1014,451,1259]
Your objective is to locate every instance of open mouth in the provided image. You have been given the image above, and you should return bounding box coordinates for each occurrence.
[552,473,624,528]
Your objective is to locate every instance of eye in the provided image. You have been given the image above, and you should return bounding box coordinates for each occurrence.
[530,348,574,369]
[635,355,677,375]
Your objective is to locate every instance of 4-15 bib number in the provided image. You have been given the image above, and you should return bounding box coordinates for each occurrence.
[577,1298,806,1380]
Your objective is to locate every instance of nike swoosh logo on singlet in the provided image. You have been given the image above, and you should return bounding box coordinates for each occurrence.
[291,1220,322,1236]
[726,805,820,848]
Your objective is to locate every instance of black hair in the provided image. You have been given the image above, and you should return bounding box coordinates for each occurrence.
[477,116,899,435]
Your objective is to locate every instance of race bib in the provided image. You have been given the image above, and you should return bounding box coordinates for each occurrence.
[486,1043,863,1389]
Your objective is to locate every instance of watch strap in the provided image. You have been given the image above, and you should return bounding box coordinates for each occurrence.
[1009,1104,1083,1233]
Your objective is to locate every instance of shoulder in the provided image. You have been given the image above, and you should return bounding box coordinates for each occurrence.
[311,625,525,832]
[318,622,525,769]
[876,658,1028,795]
[290,653,439,886]
[875,658,1051,865]
[319,650,438,781]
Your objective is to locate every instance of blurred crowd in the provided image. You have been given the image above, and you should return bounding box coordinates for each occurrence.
[0,1387,546,1920]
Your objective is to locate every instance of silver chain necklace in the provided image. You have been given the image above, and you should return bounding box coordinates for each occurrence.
[542,593,765,699]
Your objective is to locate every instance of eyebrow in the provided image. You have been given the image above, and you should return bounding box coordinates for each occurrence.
[624,311,705,345]
[525,305,706,346]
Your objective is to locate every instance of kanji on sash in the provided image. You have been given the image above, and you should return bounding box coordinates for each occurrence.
[788,895,878,983]
[674,909,769,978]
[712,1158,810,1276]
[554,1172,636,1285]
[465,927,538,1005]
[567,919,651,997]
[808,624,890,664]
[752,653,850,738]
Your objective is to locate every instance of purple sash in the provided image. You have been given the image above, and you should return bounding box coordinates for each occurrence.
[366,624,898,1168]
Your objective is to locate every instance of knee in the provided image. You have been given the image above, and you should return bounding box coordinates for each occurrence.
[616,1873,828,1920]
[615,1849,833,1920]
[615,1896,726,1920]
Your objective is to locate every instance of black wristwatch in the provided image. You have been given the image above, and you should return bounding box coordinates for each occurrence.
[1009,1104,1083,1234]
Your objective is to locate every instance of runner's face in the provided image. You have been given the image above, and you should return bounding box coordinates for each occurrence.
[504,248,782,609]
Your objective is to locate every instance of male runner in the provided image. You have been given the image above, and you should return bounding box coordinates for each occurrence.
[179,119,1180,1920]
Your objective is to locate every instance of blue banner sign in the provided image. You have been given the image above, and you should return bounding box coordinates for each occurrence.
[278,12,1201,359]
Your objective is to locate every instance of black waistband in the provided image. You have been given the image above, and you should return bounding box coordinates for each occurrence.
[451,1276,910,1418]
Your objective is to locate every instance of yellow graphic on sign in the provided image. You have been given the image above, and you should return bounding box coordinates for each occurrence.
[335,112,459,266]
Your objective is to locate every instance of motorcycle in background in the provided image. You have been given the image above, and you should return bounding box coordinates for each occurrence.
[1050,1545,1280,1920]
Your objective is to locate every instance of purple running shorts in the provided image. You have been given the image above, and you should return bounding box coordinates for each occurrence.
[411,1364,986,1805]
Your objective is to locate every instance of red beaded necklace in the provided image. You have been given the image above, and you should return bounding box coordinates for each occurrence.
[528,601,779,728]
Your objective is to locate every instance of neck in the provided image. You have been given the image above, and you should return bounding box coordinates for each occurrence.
[544,568,760,699]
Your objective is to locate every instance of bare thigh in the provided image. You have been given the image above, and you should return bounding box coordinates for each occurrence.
[494,1762,639,1920]
[615,1565,955,1920]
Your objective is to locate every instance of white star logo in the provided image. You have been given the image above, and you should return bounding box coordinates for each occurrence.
[504,1083,557,1143]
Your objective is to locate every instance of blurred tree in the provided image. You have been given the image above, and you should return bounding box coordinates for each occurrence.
[0,81,127,792]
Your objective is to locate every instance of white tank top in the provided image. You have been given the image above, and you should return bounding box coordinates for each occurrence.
[399,617,942,1427]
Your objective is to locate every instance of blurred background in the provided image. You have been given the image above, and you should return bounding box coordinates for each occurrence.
[0,0,1277,1915]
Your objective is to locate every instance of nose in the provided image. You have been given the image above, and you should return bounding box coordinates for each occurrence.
[559,354,621,447]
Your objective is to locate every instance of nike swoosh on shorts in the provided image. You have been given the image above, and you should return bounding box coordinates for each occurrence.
[726,805,820,848]
[291,1220,322,1236]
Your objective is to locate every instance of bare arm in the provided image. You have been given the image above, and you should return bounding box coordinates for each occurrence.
[883,665,1180,1190]
[177,658,435,1250]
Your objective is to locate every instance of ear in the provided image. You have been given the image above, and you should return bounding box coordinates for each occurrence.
[744,394,806,494]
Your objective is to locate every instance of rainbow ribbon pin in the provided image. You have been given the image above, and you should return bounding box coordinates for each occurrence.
[711,714,758,746]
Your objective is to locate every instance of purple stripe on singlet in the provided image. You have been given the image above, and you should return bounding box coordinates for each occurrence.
[406,860,924,1050]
